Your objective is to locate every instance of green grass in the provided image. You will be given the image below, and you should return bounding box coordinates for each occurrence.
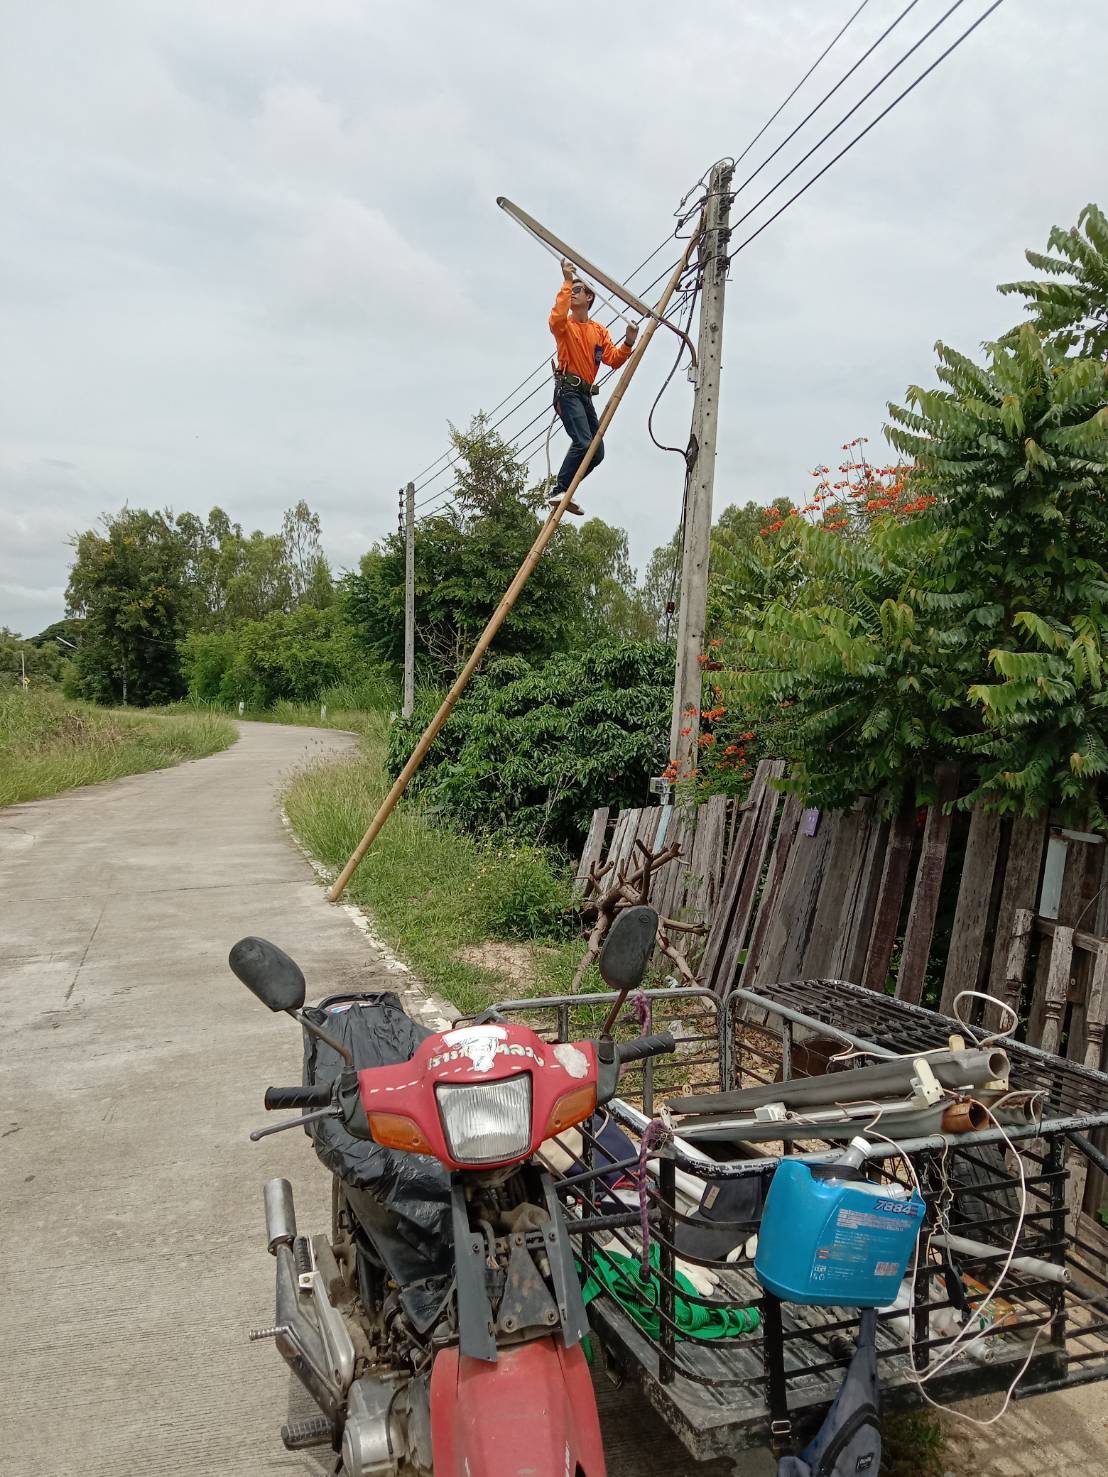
[882,1410,949,1477]
[283,711,584,1014]
[0,689,237,807]
[162,695,380,737]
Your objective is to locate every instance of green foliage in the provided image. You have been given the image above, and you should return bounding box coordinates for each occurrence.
[478,846,573,940]
[0,688,235,806]
[66,508,193,706]
[66,500,340,709]
[709,309,1108,819]
[887,327,1108,815]
[998,203,1108,359]
[387,641,675,851]
[718,517,974,811]
[568,518,657,642]
[179,605,376,709]
[0,625,72,690]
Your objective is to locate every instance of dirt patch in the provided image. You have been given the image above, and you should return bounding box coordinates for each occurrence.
[458,942,541,987]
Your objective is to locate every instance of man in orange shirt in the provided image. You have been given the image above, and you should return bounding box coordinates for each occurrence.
[547,257,638,514]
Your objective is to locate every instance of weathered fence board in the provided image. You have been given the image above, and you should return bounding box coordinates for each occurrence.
[861,801,917,992]
[754,808,836,984]
[575,807,610,895]
[987,814,1049,1001]
[802,805,879,978]
[896,766,960,1003]
[700,761,779,990]
[683,795,729,926]
[743,793,803,984]
[718,765,787,991]
[829,808,888,984]
[1038,925,1074,1058]
[1029,835,1100,1044]
[940,805,1004,1014]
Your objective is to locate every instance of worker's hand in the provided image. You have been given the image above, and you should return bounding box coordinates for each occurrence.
[624,321,640,348]
[561,257,575,281]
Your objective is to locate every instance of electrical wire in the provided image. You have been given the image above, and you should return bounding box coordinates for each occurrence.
[732,0,926,203]
[734,0,876,166]
[728,0,1008,263]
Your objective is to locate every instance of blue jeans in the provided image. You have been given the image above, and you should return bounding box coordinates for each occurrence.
[552,388,604,495]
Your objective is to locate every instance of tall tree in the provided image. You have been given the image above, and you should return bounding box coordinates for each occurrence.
[65,508,191,705]
[282,500,332,607]
[566,519,655,642]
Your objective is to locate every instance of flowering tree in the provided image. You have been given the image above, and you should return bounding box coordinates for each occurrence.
[758,438,932,538]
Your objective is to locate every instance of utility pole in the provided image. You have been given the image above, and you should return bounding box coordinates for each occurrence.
[402,481,415,719]
[668,160,733,782]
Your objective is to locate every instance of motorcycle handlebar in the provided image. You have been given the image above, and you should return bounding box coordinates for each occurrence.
[615,1031,676,1065]
[264,1083,333,1111]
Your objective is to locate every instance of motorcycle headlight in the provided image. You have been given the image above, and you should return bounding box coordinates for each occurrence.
[435,1074,533,1165]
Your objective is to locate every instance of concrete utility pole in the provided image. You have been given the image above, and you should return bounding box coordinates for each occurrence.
[402,481,415,718]
[669,160,733,781]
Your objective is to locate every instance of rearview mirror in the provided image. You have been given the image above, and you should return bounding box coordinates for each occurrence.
[598,905,658,993]
[229,937,306,1013]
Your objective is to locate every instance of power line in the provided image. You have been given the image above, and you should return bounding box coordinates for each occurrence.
[728,0,1008,262]
[734,0,875,166]
[732,0,925,198]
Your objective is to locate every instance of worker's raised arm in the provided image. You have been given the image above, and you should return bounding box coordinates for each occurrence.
[598,320,638,369]
[549,257,575,339]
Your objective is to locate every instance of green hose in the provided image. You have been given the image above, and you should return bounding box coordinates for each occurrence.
[578,1245,761,1343]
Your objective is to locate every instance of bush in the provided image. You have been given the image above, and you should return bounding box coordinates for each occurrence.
[180,606,387,710]
[386,641,674,852]
[481,846,573,940]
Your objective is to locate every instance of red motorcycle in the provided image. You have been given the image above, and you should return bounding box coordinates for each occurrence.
[231,904,673,1476]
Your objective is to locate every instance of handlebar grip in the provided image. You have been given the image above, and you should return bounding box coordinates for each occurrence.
[264,1084,333,1111]
[615,1031,677,1066]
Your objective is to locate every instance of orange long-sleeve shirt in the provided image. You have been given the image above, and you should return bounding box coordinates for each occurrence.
[548,281,633,384]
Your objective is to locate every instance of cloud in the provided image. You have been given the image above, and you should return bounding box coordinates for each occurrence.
[0,1,1106,638]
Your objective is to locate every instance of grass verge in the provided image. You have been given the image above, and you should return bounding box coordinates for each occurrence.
[283,710,584,1015]
[0,689,237,807]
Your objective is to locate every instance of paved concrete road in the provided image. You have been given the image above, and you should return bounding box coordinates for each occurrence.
[0,722,744,1477]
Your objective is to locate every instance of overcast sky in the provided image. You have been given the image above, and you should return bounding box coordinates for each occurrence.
[2,0,1105,637]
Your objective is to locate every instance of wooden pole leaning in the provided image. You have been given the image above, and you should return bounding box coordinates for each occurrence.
[327,236,700,902]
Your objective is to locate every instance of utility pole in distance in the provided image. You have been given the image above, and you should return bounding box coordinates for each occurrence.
[668,160,733,782]
[402,482,415,718]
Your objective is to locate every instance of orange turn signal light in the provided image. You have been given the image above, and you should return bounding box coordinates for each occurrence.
[543,1084,597,1138]
[367,1112,433,1155]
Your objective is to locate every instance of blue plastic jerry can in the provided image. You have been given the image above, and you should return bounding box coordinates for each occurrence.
[754,1138,925,1308]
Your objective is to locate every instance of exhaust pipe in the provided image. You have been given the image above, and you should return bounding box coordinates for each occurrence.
[264,1177,297,1253]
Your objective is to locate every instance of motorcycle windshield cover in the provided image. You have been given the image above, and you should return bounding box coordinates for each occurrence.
[302,992,454,1332]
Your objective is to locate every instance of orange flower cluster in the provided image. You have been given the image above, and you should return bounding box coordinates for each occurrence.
[759,439,929,538]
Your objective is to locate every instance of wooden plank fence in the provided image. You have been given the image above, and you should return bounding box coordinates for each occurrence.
[576,762,1108,1217]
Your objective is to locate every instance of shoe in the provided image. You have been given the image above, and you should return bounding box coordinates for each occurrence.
[547,496,584,516]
